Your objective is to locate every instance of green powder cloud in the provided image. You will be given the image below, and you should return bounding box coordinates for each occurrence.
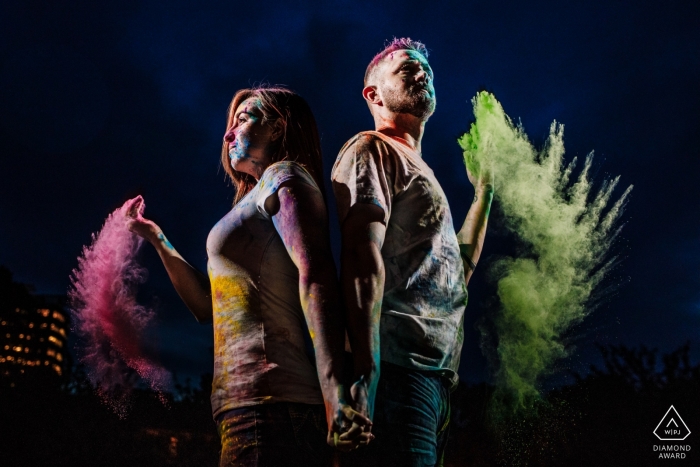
[458,92,632,411]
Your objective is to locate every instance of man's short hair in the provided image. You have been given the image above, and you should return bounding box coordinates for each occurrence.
[364,37,429,86]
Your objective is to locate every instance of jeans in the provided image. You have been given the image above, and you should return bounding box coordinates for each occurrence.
[341,361,451,467]
[216,402,333,467]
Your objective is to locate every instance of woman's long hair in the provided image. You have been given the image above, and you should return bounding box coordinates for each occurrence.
[220,87,325,205]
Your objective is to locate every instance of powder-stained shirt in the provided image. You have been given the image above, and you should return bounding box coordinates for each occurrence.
[332,131,467,388]
[206,161,323,418]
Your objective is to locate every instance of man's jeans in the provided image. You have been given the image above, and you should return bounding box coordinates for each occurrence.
[342,361,451,467]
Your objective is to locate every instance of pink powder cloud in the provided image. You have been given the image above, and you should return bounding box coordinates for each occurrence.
[69,200,171,416]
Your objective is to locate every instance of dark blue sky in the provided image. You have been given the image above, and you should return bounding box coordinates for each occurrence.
[1,0,698,388]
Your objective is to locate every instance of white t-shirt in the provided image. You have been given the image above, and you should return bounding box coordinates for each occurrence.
[332,131,467,388]
[206,161,324,418]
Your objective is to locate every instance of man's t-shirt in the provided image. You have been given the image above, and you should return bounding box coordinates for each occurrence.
[332,131,467,387]
[206,161,324,419]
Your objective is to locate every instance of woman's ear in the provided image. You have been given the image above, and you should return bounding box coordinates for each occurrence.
[270,119,284,142]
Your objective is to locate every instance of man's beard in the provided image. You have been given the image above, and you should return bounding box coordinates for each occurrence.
[383,85,436,120]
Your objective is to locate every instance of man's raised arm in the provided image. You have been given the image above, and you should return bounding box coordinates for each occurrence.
[457,179,494,286]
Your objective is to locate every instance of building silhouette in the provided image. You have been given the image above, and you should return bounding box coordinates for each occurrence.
[0,266,69,388]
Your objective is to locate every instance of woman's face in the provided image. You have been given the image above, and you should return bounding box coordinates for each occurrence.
[224,97,279,180]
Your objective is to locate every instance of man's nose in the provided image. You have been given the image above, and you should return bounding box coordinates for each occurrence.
[416,69,431,84]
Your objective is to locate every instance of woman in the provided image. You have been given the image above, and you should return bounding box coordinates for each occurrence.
[126,87,370,466]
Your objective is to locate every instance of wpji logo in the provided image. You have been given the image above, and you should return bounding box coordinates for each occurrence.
[654,406,690,441]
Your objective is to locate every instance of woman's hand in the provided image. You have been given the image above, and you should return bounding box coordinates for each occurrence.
[124,196,161,244]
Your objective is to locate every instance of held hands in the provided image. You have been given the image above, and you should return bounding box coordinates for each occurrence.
[124,196,161,244]
[326,382,374,452]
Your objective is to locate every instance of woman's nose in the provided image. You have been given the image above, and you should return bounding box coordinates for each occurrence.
[224,127,235,143]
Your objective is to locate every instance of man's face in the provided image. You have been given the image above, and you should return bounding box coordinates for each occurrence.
[376,49,435,120]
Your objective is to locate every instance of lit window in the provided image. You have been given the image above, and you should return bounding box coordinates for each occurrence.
[26,336,30,340]
[44,360,49,365]
[48,336,63,347]
[40,323,47,329]
[5,334,9,338]
[28,323,34,328]
[13,346,22,352]
[24,348,29,353]
[52,311,66,323]
[46,349,55,357]
[3,345,8,350]
[56,353,63,362]
[169,436,178,457]
[39,309,50,317]
[7,356,14,361]
[19,334,24,339]
[1,321,5,325]
[52,364,62,375]
[50,323,65,336]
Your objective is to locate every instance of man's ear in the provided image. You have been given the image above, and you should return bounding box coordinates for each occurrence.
[362,85,381,106]
[270,119,284,141]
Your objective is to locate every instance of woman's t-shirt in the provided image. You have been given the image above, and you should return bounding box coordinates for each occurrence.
[206,161,324,418]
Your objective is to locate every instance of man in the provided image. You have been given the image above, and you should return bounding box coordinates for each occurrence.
[331,38,493,466]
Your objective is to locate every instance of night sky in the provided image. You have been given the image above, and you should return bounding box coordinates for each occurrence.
[1,0,698,389]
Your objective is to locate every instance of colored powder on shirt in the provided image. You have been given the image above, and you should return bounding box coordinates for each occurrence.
[207,162,323,416]
[458,92,632,413]
[210,274,250,349]
[69,200,171,416]
[331,131,467,386]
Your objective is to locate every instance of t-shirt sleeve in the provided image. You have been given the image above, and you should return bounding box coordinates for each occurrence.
[331,134,393,225]
[255,161,321,218]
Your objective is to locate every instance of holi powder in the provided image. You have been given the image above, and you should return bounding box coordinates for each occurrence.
[458,92,632,413]
[69,199,171,416]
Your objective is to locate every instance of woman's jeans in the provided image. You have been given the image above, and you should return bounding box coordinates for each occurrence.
[216,402,333,467]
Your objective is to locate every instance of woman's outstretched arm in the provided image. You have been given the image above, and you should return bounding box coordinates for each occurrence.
[125,196,212,323]
[266,181,373,450]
